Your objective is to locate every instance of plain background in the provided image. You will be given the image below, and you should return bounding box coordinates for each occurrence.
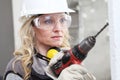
[0,0,14,77]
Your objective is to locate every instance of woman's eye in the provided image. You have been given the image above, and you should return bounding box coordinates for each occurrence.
[60,18,67,23]
[44,19,53,24]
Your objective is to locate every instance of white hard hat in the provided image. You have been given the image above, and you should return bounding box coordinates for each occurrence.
[21,0,75,17]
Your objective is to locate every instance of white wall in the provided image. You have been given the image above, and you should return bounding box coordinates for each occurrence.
[12,0,22,49]
[108,0,120,80]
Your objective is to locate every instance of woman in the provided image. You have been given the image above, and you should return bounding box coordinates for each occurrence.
[4,0,96,80]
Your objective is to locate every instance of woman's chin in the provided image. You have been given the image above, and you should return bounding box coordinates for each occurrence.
[51,43,62,47]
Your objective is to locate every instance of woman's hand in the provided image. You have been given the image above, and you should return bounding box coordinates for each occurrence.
[56,64,96,80]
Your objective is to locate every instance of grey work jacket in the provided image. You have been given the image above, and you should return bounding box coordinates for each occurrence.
[4,54,53,80]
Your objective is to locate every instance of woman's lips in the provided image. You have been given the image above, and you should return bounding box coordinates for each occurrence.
[51,36,62,40]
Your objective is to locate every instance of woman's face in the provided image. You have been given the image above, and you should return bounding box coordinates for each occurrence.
[33,13,71,48]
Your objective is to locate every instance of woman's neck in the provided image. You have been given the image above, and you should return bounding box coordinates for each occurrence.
[35,43,51,56]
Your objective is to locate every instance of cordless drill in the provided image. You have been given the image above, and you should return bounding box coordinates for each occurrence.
[49,22,109,77]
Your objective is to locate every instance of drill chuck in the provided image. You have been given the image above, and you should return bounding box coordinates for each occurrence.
[72,36,96,60]
[79,36,96,53]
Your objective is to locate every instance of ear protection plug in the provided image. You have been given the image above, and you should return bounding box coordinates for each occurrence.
[47,47,61,59]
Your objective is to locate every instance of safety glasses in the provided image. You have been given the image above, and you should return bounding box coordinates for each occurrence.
[32,13,71,30]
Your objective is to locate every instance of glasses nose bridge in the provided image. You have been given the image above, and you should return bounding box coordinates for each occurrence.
[53,16,61,23]
[53,18,62,30]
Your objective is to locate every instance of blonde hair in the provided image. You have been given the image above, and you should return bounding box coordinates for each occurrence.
[13,15,71,80]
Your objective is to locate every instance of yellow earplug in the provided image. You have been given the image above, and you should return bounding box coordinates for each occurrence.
[47,47,60,59]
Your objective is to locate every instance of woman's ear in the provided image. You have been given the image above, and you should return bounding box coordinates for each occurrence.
[32,26,36,32]
[32,26,37,39]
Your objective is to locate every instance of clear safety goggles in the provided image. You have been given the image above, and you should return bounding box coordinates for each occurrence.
[32,13,71,30]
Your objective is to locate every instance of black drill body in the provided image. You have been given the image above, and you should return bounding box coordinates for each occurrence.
[50,22,109,77]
